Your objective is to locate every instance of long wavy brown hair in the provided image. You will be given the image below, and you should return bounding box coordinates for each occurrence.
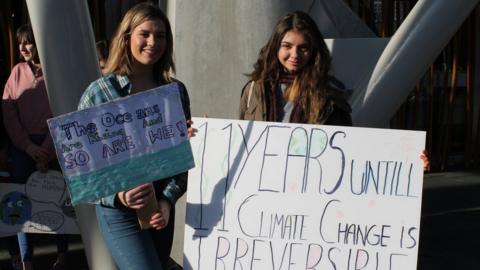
[104,2,175,83]
[249,11,331,123]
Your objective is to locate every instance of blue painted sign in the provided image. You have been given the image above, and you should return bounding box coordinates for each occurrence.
[47,83,194,205]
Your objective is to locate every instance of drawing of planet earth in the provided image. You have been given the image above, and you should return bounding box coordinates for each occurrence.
[0,192,32,225]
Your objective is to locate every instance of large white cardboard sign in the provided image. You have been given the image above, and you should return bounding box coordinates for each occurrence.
[47,83,194,205]
[0,171,79,234]
[184,118,425,270]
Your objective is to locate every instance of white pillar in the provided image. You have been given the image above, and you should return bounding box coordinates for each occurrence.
[170,0,291,119]
[25,1,116,269]
[350,0,479,127]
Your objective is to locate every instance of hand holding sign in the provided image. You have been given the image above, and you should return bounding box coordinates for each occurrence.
[26,144,48,163]
[150,199,171,230]
[118,183,154,210]
[420,150,430,171]
[187,119,197,138]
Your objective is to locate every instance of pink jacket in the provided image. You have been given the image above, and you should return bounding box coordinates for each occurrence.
[2,62,55,159]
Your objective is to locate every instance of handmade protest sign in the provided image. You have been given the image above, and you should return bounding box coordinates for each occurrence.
[47,83,194,205]
[184,118,425,270]
[0,170,78,234]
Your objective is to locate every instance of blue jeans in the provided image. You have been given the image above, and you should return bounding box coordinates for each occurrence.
[96,204,174,270]
[10,134,68,261]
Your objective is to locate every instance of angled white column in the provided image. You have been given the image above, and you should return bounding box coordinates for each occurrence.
[350,0,479,127]
[292,0,375,38]
[25,1,116,269]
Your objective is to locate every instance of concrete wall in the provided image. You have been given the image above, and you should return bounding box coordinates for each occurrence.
[169,0,291,119]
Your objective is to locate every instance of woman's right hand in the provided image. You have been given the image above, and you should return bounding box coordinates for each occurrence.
[26,144,48,163]
[150,199,171,230]
[187,119,197,138]
[117,183,154,209]
[36,161,49,173]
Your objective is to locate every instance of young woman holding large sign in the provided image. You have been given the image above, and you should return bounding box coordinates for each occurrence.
[239,11,431,170]
[78,3,191,270]
[240,11,352,126]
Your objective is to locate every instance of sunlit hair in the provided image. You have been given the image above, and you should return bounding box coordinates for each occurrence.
[249,11,332,123]
[104,2,175,82]
[16,24,39,62]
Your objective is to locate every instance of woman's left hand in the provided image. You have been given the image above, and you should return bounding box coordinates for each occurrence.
[35,161,48,173]
[26,144,49,163]
[187,119,197,138]
[150,199,171,230]
[420,150,430,172]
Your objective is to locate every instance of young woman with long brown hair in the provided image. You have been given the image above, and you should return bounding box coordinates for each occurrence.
[240,11,352,126]
[240,11,430,175]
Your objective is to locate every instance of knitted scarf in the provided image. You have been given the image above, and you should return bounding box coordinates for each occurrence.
[266,74,307,123]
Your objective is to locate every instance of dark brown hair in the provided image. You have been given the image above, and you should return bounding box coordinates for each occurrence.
[249,11,332,123]
[16,24,38,62]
